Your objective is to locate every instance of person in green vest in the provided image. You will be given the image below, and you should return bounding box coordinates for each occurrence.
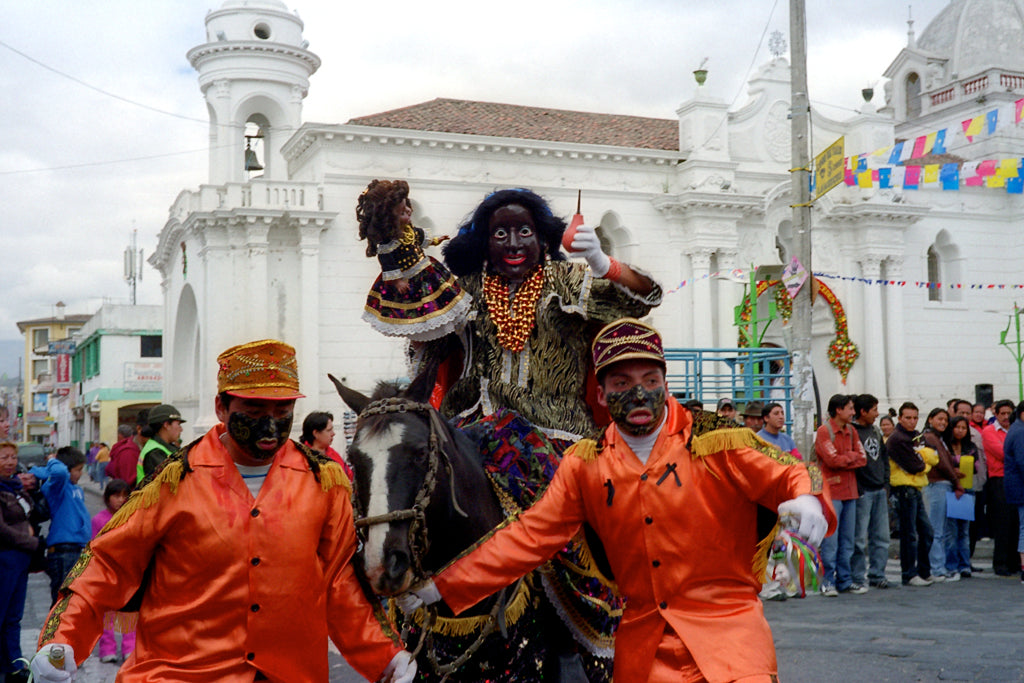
[136,405,185,484]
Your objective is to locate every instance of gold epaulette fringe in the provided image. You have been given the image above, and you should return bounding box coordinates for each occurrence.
[398,577,533,637]
[753,519,782,582]
[691,427,801,466]
[317,460,352,493]
[105,611,139,633]
[101,459,186,536]
[566,438,599,463]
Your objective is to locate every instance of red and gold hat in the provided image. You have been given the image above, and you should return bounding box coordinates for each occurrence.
[217,339,305,400]
[591,318,665,375]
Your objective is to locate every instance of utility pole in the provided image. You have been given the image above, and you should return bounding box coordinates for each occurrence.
[789,0,815,459]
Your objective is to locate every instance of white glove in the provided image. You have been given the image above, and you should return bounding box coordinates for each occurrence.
[394,578,441,615]
[381,650,417,683]
[569,224,611,277]
[30,643,77,682]
[777,494,827,547]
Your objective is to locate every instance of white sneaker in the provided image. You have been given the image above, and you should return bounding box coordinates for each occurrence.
[907,575,932,587]
[820,583,839,597]
[931,574,946,582]
[846,584,869,594]
[946,572,960,582]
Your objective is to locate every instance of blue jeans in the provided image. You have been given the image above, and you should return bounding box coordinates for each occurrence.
[923,481,952,577]
[0,549,31,674]
[820,497,857,590]
[46,547,85,606]
[851,487,890,584]
[945,513,971,574]
[893,486,933,582]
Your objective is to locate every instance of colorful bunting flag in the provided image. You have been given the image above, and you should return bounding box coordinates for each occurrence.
[878,167,892,188]
[986,109,999,135]
[904,166,921,189]
[963,115,984,142]
[911,136,927,158]
[888,142,904,165]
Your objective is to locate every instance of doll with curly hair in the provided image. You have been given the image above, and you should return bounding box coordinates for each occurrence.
[357,179,470,341]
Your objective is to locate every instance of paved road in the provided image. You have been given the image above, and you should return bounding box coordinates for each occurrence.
[15,476,1022,682]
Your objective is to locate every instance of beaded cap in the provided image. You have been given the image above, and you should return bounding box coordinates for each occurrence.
[217,339,305,400]
[591,318,665,374]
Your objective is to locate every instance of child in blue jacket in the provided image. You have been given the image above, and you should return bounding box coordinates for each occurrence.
[29,447,90,605]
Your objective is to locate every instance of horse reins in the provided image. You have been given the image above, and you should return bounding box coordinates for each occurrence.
[352,397,468,580]
[352,397,519,681]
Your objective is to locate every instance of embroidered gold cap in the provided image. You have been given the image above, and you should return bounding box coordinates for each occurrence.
[217,339,305,400]
[591,318,665,375]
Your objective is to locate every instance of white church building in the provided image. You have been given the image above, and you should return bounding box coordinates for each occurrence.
[151,0,1024,434]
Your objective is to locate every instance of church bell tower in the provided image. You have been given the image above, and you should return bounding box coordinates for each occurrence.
[187,0,320,184]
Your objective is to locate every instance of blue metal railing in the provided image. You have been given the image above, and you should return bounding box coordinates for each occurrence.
[664,347,794,431]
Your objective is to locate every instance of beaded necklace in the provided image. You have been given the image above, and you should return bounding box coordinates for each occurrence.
[483,266,545,352]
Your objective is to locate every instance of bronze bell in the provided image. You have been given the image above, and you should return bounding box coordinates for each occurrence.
[244,140,263,172]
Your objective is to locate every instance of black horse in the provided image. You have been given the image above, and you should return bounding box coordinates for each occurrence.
[331,368,611,683]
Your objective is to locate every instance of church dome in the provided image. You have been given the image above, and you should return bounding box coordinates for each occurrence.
[219,0,289,9]
[918,0,1024,78]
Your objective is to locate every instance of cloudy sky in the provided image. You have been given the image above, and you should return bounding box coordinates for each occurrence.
[0,0,944,366]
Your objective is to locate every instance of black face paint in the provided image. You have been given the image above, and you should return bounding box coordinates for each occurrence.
[605,385,666,436]
[227,412,293,461]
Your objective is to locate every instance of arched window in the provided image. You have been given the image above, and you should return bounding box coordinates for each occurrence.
[776,219,793,263]
[926,245,940,302]
[905,72,922,119]
[926,230,962,303]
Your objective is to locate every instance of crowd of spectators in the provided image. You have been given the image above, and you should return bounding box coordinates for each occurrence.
[718,393,1024,598]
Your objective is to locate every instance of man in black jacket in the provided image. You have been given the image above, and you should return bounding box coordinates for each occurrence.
[887,402,935,586]
[851,394,891,591]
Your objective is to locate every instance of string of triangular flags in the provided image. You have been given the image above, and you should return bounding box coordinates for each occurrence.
[665,269,1024,295]
[816,98,1024,194]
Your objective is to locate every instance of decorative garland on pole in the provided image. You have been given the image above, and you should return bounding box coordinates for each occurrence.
[737,278,859,383]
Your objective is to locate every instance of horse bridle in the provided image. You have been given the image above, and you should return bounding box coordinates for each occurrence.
[352,397,468,581]
[353,397,524,681]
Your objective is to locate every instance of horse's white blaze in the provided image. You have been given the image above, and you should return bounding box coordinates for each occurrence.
[358,422,406,580]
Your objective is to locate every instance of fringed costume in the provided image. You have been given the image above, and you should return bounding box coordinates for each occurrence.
[38,428,402,682]
[434,397,836,683]
[421,260,662,443]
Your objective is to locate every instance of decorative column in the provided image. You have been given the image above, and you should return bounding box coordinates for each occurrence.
[715,249,741,348]
[859,256,886,394]
[883,256,908,401]
[297,219,325,404]
[690,249,714,348]
[245,219,271,338]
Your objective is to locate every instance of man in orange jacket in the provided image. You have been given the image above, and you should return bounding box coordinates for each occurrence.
[400,318,835,683]
[30,339,415,683]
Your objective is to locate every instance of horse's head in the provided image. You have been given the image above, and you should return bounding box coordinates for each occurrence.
[330,365,473,596]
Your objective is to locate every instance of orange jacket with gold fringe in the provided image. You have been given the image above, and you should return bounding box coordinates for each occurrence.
[38,425,401,682]
[435,397,835,683]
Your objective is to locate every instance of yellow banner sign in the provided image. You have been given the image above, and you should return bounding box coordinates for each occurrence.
[814,136,845,198]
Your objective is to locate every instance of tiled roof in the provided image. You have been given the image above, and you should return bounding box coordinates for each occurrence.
[347,98,679,152]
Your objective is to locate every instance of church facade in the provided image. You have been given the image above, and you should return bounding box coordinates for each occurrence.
[151,0,1024,433]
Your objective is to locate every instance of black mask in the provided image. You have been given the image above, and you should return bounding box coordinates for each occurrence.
[605,384,666,436]
[227,412,293,461]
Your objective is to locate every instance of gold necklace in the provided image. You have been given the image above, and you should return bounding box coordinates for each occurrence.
[483,267,545,352]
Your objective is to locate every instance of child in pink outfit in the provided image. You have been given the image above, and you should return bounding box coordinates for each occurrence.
[91,479,135,663]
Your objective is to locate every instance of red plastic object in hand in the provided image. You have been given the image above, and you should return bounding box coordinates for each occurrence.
[562,212,585,252]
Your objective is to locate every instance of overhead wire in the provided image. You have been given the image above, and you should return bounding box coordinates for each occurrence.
[696,0,781,150]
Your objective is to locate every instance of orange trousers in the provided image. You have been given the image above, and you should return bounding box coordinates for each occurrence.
[648,625,778,683]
